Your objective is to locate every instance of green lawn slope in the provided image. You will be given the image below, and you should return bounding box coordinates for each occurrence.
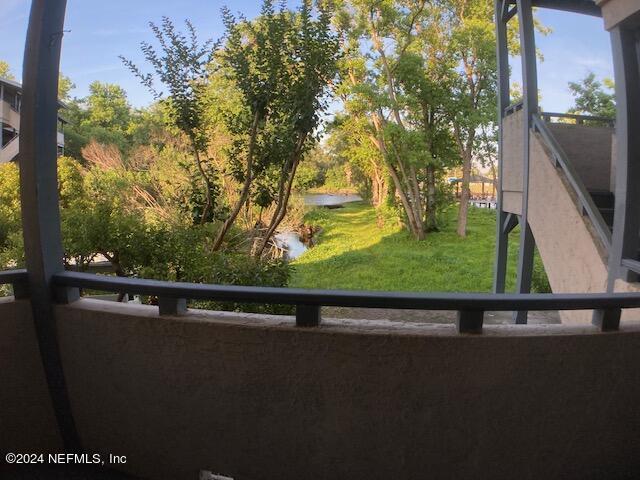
[290,201,548,293]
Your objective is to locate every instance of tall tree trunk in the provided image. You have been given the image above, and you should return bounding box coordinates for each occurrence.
[409,165,425,237]
[425,164,438,231]
[192,143,212,225]
[255,134,306,257]
[454,124,475,237]
[390,143,424,239]
[369,132,423,240]
[457,149,472,237]
[371,21,426,240]
[212,111,260,251]
[371,164,387,208]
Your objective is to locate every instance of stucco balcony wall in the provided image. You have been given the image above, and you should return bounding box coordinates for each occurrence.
[501,110,524,215]
[3,298,640,479]
[0,101,21,131]
[546,123,613,192]
[0,298,63,454]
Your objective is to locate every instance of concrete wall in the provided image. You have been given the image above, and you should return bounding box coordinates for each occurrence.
[500,118,620,323]
[4,299,639,479]
[501,119,614,215]
[4,298,640,479]
[0,135,19,164]
[611,131,617,192]
[0,299,62,454]
[0,101,21,131]
[501,110,524,215]
[527,132,610,323]
[597,0,640,30]
[547,123,613,193]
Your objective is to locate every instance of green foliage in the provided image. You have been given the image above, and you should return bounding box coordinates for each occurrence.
[323,164,352,191]
[84,82,131,130]
[568,72,616,119]
[0,154,293,308]
[0,163,22,271]
[63,82,134,158]
[324,115,387,200]
[292,202,549,293]
[58,73,75,103]
[219,0,339,175]
[0,3,555,308]
[531,251,551,294]
[211,0,340,252]
[122,17,219,224]
[0,60,15,80]
[189,254,293,314]
[121,18,215,153]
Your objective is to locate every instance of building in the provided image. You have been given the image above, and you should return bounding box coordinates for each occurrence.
[494,0,640,326]
[0,76,65,164]
[2,1,640,479]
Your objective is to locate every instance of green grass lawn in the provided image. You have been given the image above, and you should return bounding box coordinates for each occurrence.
[290,201,548,293]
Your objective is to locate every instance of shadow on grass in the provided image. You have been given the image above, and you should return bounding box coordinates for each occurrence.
[293,204,523,293]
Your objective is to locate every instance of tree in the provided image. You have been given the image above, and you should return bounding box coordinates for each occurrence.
[122,17,218,225]
[252,0,339,256]
[328,114,390,208]
[208,0,286,251]
[63,81,134,158]
[202,0,338,255]
[58,73,75,102]
[395,9,459,232]
[0,60,15,80]
[334,0,434,240]
[568,72,615,119]
[444,0,498,237]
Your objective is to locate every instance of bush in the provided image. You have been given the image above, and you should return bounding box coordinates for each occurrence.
[531,252,552,293]
[189,253,294,314]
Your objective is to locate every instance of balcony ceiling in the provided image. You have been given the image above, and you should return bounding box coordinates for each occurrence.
[507,0,601,17]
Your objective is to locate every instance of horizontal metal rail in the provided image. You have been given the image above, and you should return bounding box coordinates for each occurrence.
[532,114,612,251]
[503,0,601,18]
[540,111,615,127]
[0,269,28,298]
[504,101,524,116]
[50,270,640,332]
[528,0,601,18]
[622,258,640,276]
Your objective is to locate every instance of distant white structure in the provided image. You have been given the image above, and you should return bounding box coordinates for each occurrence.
[0,77,65,164]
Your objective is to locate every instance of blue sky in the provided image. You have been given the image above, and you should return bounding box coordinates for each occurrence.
[0,1,614,111]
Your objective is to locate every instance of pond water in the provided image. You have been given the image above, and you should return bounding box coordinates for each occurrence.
[303,193,362,207]
[276,193,363,259]
[274,232,308,260]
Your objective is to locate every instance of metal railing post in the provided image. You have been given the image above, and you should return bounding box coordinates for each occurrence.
[457,310,484,334]
[19,0,81,452]
[158,297,188,316]
[296,304,321,327]
[592,308,621,331]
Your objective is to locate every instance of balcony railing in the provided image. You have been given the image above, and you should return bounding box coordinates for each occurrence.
[503,100,524,116]
[3,268,637,333]
[540,111,615,127]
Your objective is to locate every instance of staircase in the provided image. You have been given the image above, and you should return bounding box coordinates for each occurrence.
[0,135,19,164]
[590,189,640,264]
[589,190,615,230]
